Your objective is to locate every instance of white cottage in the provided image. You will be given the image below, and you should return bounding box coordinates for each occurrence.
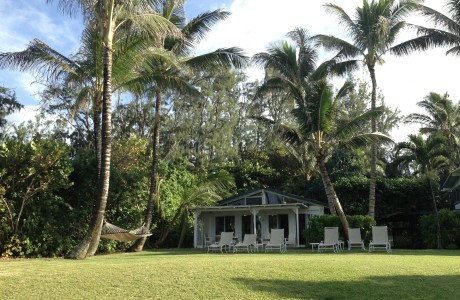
[190,188,326,248]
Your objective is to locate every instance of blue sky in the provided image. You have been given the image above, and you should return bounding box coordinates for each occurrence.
[1,0,458,142]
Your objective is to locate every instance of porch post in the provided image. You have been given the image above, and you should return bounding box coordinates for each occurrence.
[291,207,299,247]
[193,211,200,248]
[295,207,299,247]
[251,209,259,236]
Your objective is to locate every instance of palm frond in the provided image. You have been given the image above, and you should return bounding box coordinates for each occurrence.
[178,9,230,53]
[314,34,363,59]
[0,39,79,81]
[184,47,248,70]
[347,132,394,148]
[335,107,387,140]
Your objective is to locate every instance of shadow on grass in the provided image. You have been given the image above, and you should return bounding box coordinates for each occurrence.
[232,275,460,299]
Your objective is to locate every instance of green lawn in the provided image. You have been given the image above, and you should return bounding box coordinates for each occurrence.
[1,249,459,299]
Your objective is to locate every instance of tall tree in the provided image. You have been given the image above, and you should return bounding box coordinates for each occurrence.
[252,28,391,236]
[47,0,180,259]
[392,0,460,57]
[405,92,460,164]
[125,0,247,252]
[394,134,451,248]
[315,0,421,218]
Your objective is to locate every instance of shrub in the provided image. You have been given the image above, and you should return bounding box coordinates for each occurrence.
[303,215,376,246]
[420,209,460,249]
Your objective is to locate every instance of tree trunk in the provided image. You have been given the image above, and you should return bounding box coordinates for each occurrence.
[155,206,183,248]
[317,157,349,239]
[177,212,188,248]
[368,65,377,218]
[429,178,442,249]
[130,90,162,251]
[66,41,113,259]
[86,90,103,257]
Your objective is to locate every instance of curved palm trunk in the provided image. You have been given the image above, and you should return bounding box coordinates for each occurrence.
[155,205,184,248]
[86,91,103,257]
[428,178,442,249]
[177,212,188,248]
[317,156,349,238]
[368,65,378,218]
[130,90,162,251]
[66,43,113,259]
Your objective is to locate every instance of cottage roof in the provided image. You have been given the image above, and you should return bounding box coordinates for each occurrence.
[218,188,327,207]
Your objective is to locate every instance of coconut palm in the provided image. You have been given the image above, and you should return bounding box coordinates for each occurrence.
[315,0,421,218]
[124,0,247,252]
[394,134,451,248]
[253,28,392,235]
[259,79,390,237]
[391,1,460,57]
[405,92,460,164]
[46,0,181,259]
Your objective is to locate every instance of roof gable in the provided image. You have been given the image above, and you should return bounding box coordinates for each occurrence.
[218,188,327,207]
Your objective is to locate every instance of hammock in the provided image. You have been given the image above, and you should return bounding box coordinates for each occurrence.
[101,221,152,242]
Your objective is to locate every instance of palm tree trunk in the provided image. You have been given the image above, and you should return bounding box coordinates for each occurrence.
[86,91,103,257]
[130,90,162,251]
[368,65,377,218]
[66,42,113,259]
[428,178,442,249]
[155,206,184,248]
[317,157,349,238]
[177,213,188,248]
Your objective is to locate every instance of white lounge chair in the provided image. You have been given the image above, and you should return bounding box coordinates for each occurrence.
[207,231,234,253]
[233,234,257,253]
[284,233,296,248]
[318,227,340,253]
[347,228,365,250]
[204,233,213,247]
[265,229,286,253]
[368,226,392,253]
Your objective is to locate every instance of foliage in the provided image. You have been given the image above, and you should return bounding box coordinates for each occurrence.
[420,209,460,249]
[303,215,341,244]
[303,214,376,245]
[0,129,73,257]
[0,86,23,132]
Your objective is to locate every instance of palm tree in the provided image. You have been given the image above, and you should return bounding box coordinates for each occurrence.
[315,0,421,218]
[125,0,247,252]
[253,28,391,235]
[391,1,460,57]
[155,171,234,248]
[405,92,460,164]
[394,134,451,248]
[47,0,181,259]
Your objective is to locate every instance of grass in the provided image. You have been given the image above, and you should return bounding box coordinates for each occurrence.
[1,248,460,299]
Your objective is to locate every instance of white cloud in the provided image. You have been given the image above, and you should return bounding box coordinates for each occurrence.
[6,105,40,126]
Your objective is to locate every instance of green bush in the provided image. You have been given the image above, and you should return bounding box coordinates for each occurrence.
[420,209,460,249]
[303,215,376,246]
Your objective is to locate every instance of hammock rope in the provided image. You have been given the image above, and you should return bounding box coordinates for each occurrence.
[101,220,152,242]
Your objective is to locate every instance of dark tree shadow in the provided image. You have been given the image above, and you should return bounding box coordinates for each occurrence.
[231,275,460,299]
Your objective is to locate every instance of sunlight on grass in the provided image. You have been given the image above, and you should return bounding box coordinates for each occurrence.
[1,249,459,299]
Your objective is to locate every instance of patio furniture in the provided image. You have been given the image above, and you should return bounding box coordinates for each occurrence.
[233,234,257,253]
[318,227,340,253]
[204,233,213,247]
[284,233,296,248]
[369,226,392,253]
[347,228,365,250]
[265,229,286,253]
[310,242,320,252]
[208,231,234,253]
